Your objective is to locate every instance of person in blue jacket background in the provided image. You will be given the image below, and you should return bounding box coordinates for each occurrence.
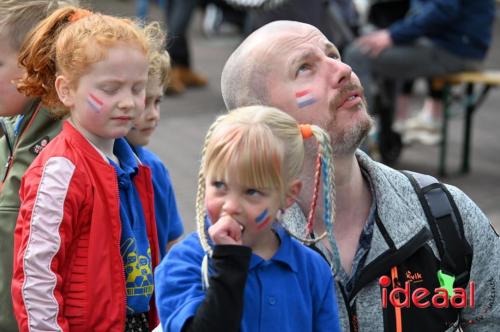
[344,0,495,145]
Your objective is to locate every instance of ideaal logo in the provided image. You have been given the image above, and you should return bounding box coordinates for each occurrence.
[379,273,475,309]
[405,270,423,283]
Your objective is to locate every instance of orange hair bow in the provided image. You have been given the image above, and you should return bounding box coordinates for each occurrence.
[299,124,313,139]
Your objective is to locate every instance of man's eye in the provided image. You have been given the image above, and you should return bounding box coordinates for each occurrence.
[297,63,311,75]
[328,53,340,60]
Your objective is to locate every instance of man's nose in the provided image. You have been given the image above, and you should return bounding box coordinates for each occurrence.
[327,58,352,88]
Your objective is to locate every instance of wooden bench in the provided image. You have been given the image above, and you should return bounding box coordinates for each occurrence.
[432,70,500,176]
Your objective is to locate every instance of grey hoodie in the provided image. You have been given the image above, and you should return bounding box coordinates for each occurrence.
[284,150,500,331]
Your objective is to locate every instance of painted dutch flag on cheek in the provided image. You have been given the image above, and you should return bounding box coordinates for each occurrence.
[295,89,317,108]
[255,208,273,230]
[87,93,104,113]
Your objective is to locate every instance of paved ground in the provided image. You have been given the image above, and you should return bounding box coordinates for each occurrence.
[92,0,500,233]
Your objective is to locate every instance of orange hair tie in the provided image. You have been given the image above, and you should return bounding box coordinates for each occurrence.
[299,124,313,139]
[69,9,92,23]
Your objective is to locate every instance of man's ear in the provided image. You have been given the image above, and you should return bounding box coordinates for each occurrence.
[285,179,302,209]
[55,75,74,108]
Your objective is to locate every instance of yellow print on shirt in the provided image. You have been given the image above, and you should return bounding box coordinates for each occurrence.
[121,238,154,297]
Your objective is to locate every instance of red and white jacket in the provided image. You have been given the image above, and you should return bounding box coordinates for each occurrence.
[12,121,160,332]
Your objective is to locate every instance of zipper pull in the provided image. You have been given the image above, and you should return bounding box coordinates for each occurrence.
[2,155,13,183]
[6,155,13,167]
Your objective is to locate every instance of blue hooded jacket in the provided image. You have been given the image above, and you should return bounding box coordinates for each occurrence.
[389,0,495,59]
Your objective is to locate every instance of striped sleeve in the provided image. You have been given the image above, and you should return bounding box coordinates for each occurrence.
[12,157,77,332]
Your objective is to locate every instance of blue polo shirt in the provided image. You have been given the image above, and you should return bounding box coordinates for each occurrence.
[155,227,341,332]
[109,138,153,315]
[133,145,184,258]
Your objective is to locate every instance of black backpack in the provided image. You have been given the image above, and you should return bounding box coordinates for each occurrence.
[401,170,473,293]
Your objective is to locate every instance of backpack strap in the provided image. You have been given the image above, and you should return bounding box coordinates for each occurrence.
[401,171,472,290]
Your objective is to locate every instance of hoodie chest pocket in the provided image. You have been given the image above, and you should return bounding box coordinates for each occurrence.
[382,244,466,332]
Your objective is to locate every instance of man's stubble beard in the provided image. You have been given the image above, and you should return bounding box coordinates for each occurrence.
[326,98,373,156]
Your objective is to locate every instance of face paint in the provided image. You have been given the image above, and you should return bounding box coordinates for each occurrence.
[87,93,104,113]
[255,208,273,230]
[295,89,317,108]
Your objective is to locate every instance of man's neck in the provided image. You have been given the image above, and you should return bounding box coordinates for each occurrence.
[333,153,372,230]
[334,153,373,274]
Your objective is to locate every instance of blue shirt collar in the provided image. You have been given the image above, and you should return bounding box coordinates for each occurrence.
[249,226,298,273]
[108,137,139,178]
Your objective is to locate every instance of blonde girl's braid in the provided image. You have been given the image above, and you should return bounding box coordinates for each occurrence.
[306,149,321,235]
[195,114,228,256]
[197,115,229,290]
[196,147,211,290]
[312,125,342,274]
[281,124,327,245]
[195,159,210,254]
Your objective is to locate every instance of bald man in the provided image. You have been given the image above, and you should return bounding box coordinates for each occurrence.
[221,21,500,332]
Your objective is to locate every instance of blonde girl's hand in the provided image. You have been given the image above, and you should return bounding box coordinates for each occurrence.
[208,215,244,246]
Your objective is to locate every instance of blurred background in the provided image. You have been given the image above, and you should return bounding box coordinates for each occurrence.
[90,0,500,233]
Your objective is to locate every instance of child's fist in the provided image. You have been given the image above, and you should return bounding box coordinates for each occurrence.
[208,215,244,245]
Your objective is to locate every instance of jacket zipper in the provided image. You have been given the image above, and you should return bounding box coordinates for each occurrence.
[391,266,403,332]
[0,119,14,185]
[1,156,13,184]
[112,167,128,330]
[338,281,358,332]
[0,105,42,187]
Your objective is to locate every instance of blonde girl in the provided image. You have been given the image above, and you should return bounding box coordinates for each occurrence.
[154,106,341,332]
[12,6,163,332]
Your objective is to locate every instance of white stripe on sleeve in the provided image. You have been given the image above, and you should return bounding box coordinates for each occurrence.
[22,157,76,332]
